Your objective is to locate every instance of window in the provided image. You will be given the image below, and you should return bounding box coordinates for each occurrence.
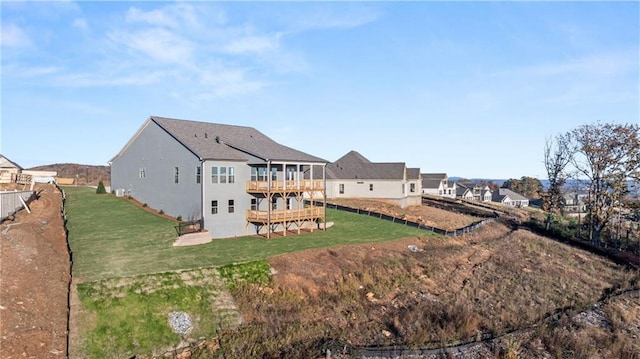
[339,183,345,194]
[139,167,146,179]
[251,167,257,181]
[228,167,235,183]
[402,183,406,194]
[369,183,374,191]
[258,167,267,181]
[211,167,218,183]
[271,167,277,181]
[228,199,235,213]
[220,167,227,184]
[211,200,218,214]
[410,183,416,193]
[271,197,277,210]
[174,167,179,183]
[286,198,291,210]
[250,198,257,211]
[196,166,201,184]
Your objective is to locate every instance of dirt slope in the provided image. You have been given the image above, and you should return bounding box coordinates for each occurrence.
[0,184,70,358]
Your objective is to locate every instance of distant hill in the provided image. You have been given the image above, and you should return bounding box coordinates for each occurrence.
[449,177,509,186]
[28,163,110,186]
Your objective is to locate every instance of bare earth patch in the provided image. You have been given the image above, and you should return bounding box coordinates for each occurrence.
[0,184,70,359]
[328,198,480,230]
[224,221,639,358]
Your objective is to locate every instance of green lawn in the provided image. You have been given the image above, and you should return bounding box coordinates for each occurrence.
[64,186,430,282]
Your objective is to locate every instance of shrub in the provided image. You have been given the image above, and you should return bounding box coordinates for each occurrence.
[142,203,147,208]
[96,181,106,194]
[176,215,183,222]
[159,209,164,215]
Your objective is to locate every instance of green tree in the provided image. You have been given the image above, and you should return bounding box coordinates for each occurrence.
[96,180,106,194]
[502,176,543,199]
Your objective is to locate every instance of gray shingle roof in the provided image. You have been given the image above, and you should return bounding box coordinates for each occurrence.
[407,168,421,180]
[495,188,528,201]
[326,150,406,180]
[151,116,326,163]
[422,179,442,189]
[421,173,447,180]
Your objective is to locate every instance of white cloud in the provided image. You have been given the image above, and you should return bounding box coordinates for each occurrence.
[106,28,193,65]
[222,34,281,55]
[286,6,381,31]
[1,23,32,48]
[72,18,89,31]
[53,70,166,87]
[125,3,205,30]
[3,64,62,78]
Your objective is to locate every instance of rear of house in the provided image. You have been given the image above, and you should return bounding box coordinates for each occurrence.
[111,116,327,239]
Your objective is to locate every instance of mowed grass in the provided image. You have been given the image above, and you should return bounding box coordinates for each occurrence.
[64,186,430,282]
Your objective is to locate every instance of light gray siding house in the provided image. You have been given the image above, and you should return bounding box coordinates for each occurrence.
[110,116,327,239]
[492,188,530,207]
[324,151,422,208]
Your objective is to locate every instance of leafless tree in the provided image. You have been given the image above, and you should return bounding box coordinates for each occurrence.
[543,133,574,230]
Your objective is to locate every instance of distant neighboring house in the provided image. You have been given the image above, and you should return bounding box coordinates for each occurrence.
[562,192,586,213]
[422,173,456,198]
[492,188,529,207]
[324,150,422,208]
[0,154,23,183]
[481,186,492,202]
[455,182,491,202]
[110,116,327,239]
[455,183,474,200]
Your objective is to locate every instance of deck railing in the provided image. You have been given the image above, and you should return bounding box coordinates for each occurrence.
[246,207,324,223]
[246,180,324,192]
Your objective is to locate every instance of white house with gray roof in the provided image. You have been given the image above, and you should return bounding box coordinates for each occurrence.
[110,116,327,239]
[492,188,529,207]
[323,151,422,208]
[421,173,456,198]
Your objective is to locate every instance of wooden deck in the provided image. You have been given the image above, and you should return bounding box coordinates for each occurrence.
[246,180,324,193]
[246,207,324,223]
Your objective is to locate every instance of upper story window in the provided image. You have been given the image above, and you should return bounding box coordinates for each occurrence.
[228,199,235,213]
[211,200,218,214]
[250,198,258,211]
[220,167,227,184]
[339,183,344,194]
[139,167,146,179]
[271,197,277,210]
[228,167,235,183]
[196,166,201,184]
[258,167,267,181]
[251,167,257,181]
[174,167,179,183]
[410,183,416,193]
[211,167,218,183]
[271,167,277,181]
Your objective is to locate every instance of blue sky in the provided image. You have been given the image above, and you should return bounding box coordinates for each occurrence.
[1,1,638,179]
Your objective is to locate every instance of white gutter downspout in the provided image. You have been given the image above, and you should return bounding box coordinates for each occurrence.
[267,160,271,239]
